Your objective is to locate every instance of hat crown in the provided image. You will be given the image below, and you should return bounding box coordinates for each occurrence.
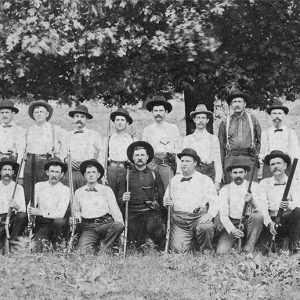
[74,105,89,113]
[230,156,249,168]
[0,99,15,107]
[181,148,198,157]
[153,95,166,102]
[194,104,208,112]
[270,100,284,106]
[114,107,129,115]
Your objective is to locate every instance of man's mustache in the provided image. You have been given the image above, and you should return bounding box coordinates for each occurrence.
[50,176,57,180]
[274,118,282,121]
[155,115,162,118]
[234,177,242,181]
[2,174,11,179]
[76,120,83,124]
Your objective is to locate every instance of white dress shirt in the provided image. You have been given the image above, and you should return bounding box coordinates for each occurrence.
[164,171,218,217]
[0,181,26,214]
[35,181,70,218]
[142,121,181,153]
[182,130,222,183]
[75,183,124,224]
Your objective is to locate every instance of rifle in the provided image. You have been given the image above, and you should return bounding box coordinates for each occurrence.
[4,156,25,255]
[103,108,112,185]
[28,154,36,248]
[238,156,258,253]
[164,167,172,254]
[123,166,130,258]
[270,158,298,252]
[67,151,76,254]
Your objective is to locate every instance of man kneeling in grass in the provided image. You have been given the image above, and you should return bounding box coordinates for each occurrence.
[74,159,124,255]
[164,148,218,253]
[28,158,69,252]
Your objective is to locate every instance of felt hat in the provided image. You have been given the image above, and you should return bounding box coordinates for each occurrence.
[190,104,213,119]
[0,157,19,174]
[177,148,201,165]
[264,150,291,167]
[0,99,19,113]
[80,159,105,178]
[69,105,93,119]
[225,156,251,172]
[145,96,173,113]
[226,89,250,104]
[28,100,53,121]
[266,100,289,115]
[127,141,154,164]
[110,107,133,125]
[44,157,68,174]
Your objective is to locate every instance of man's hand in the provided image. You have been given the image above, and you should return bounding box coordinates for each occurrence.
[27,207,42,216]
[214,182,221,193]
[199,213,213,224]
[230,228,244,239]
[244,192,253,203]
[122,192,131,202]
[279,201,289,210]
[268,221,277,236]
[9,199,19,210]
[164,197,172,207]
[71,160,81,170]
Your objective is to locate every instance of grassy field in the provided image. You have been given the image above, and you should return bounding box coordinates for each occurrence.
[1,99,300,300]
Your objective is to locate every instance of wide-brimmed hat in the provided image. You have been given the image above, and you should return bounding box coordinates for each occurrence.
[110,108,133,125]
[225,156,251,172]
[80,159,105,178]
[190,104,213,119]
[145,96,173,113]
[266,100,289,115]
[127,141,154,164]
[0,157,19,174]
[226,89,250,104]
[44,157,68,174]
[0,100,19,114]
[264,150,291,167]
[177,148,201,164]
[28,100,53,121]
[69,105,93,119]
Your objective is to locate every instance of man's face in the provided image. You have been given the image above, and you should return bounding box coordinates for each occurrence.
[0,164,14,182]
[270,109,285,127]
[230,168,247,185]
[152,106,166,122]
[46,165,64,185]
[73,113,87,128]
[194,113,209,129]
[33,106,49,122]
[133,148,148,167]
[180,156,197,174]
[0,109,14,124]
[269,157,286,176]
[114,116,127,131]
[231,97,246,113]
[84,166,100,183]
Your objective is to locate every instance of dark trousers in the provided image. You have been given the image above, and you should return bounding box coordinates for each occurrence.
[0,212,27,250]
[24,156,48,205]
[33,217,67,252]
[107,166,126,198]
[259,208,300,251]
[128,210,165,249]
[78,220,124,255]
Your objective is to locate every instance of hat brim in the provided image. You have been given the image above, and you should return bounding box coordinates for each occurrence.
[44,161,68,174]
[226,93,250,104]
[0,106,19,114]
[69,111,93,119]
[0,161,19,174]
[146,100,173,113]
[28,101,53,121]
[225,164,251,172]
[127,141,154,164]
[80,160,105,178]
[190,111,213,119]
[266,106,289,115]
[177,152,200,164]
[110,111,133,125]
[264,153,291,166]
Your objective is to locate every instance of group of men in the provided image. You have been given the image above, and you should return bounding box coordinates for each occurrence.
[0,89,299,255]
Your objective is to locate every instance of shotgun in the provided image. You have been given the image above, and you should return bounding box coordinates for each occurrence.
[28,154,36,247]
[103,108,112,185]
[164,168,172,254]
[123,166,130,258]
[238,156,258,253]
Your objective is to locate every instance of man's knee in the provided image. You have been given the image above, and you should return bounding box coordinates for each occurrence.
[53,218,67,230]
[249,212,264,225]
[111,221,125,234]
[292,207,300,218]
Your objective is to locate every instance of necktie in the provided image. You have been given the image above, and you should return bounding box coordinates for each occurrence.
[274,129,283,132]
[2,125,12,128]
[180,177,192,182]
[274,182,286,186]
[74,130,84,134]
[85,188,98,192]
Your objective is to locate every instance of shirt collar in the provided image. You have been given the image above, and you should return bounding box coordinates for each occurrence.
[0,121,16,128]
[33,122,50,129]
[271,125,286,131]
[232,110,246,120]
[73,127,87,134]
[132,166,148,173]
[193,129,209,136]
[271,174,288,185]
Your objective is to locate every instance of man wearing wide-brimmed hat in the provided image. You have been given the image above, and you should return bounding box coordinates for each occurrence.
[64,104,102,191]
[218,89,261,184]
[260,100,300,180]
[164,148,218,253]
[100,107,136,197]
[118,141,165,250]
[182,104,222,191]
[28,157,69,252]
[142,96,181,190]
[217,156,268,254]
[259,150,300,254]
[23,100,66,205]
[0,157,26,252]
[0,100,25,164]
[74,159,124,255]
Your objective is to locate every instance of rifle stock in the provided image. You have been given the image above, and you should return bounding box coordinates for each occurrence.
[123,167,130,258]
[164,168,172,254]
[28,154,36,248]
